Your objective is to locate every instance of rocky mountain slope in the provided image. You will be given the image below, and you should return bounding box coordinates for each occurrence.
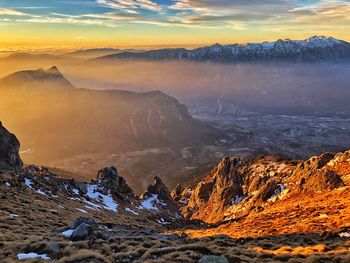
[1,122,350,262]
[94,36,350,63]
[174,152,350,224]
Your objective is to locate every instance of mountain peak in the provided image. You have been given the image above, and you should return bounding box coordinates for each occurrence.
[47,66,59,73]
[0,66,75,89]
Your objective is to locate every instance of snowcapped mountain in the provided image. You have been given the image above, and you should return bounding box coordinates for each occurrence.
[94,36,350,63]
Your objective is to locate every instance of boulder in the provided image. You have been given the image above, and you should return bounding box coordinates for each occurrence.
[70,217,97,230]
[69,217,97,241]
[71,223,95,241]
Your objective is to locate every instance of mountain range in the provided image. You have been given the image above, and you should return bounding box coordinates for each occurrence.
[93,36,350,63]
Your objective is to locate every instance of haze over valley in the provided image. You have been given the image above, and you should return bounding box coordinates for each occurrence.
[1,37,350,193]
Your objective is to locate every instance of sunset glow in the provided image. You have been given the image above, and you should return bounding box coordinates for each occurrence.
[0,0,349,49]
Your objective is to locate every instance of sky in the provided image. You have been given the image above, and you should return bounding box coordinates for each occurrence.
[0,0,349,49]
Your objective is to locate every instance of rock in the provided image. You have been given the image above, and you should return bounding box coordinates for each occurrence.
[182,156,244,222]
[198,255,230,263]
[293,153,345,192]
[171,184,184,202]
[0,121,23,172]
[71,223,95,241]
[94,166,134,197]
[141,176,178,212]
[68,217,98,241]
[298,169,344,192]
[70,217,97,230]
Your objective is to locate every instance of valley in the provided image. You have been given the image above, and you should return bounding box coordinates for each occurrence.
[1,36,350,262]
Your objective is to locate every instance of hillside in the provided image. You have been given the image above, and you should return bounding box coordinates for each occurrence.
[0,67,226,191]
[1,122,350,262]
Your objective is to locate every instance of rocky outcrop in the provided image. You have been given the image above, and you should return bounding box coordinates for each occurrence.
[182,157,245,222]
[178,151,350,223]
[293,153,345,192]
[141,176,179,213]
[0,122,22,172]
[92,166,134,201]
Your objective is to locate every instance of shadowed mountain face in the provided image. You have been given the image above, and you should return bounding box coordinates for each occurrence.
[94,36,350,63]
[0,67,225,179]
[0,122,22,172]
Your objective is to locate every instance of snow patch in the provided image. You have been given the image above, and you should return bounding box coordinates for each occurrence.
[125,207,139,215]
[24,178,46,195]
[86,184,118,212]
[5,182,10,187]
[17,253,50,260]
[139,194,166,211]
[24,178,33,188]
[76,208,87,213]
[62,229,74,238]
[35,189,47,196]
[8,213,19,218]
[157,218,171,225]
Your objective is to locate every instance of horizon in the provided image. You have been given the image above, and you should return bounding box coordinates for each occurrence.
[0,35,348,54]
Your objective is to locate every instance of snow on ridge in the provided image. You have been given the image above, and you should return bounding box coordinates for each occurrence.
[139,194,166,211]
[24,178,46,196]
[86,184,118,212]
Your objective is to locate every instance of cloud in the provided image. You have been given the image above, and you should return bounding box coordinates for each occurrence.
[0,0,349,34]
[96,0,162,11]
[0,8,27,16]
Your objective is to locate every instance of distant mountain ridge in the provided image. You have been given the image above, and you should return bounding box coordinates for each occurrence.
[0,66,75,89]
[93,36,350,63]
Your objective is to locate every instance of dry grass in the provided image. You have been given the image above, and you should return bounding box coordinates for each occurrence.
[1,172,350,262]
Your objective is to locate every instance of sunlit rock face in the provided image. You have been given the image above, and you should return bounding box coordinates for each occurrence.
[0,122,23,172]
[177,151,349,224]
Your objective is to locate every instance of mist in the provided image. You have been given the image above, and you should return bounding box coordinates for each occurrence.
[1,53,350,190]
[1,54,350,116]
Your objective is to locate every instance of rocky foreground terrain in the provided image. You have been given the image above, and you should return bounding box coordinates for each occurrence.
[1,122,350,262]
